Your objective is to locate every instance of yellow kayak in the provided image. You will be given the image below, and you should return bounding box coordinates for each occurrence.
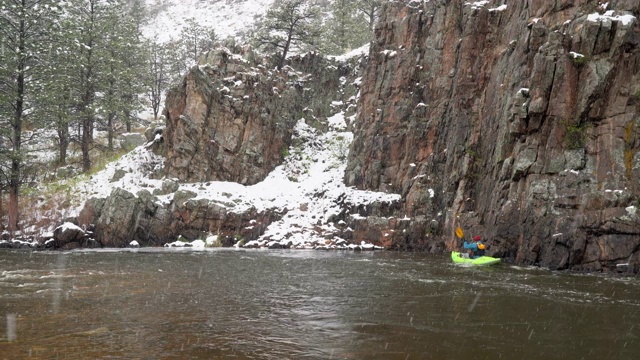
[451,251,500,266]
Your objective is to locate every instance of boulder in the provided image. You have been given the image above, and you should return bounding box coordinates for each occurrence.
[94,188,140,247]
[53,222,87,249]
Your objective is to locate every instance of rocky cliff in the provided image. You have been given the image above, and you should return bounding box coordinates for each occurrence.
[162,46,354,184]
[73,45,373,248]
[62,1,640,273]
[344,0,640,271]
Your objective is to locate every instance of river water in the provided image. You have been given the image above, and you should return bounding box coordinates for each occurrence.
[0,249,638,359]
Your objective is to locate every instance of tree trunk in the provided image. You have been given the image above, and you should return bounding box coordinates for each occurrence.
[80,0,96,173]
[125,109,132,132]
[278,28,294,70]
[57,114,69,165]
[151,75,160,120]
[80,81,93,172]
[9,118,21,234]
[152,97,159,120]
[80,84,93,172]
[364,3,377,31]
[82,115,93,172]
[0,188,4,232]
[108,111,115,151]
[124,92,133,132]
[8,183,18,236]
[369,10,375,31]
[8,17,26,235]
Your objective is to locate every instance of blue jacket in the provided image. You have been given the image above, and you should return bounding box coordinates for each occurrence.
[463,241,477,251]
[463,241,485,258]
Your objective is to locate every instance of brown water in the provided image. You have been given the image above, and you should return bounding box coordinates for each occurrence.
[0,249,638,359]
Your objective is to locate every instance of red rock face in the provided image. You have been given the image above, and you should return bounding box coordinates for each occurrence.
[162,49,348,185]
[162,53,293,185]
[345,1,640,271]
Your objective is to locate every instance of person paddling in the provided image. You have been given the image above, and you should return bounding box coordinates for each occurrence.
[463,235,485,258]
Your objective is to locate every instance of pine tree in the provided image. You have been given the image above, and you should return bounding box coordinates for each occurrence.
[322,0,372,55]
[144,19,216,119]
[99,0,146,148]
[38,7,84,167]
[164,39,189,82]
[126,0,147,34]
[119,0,148,132]
[64,0,105,172]
[147,38,169,120]
[0,0,64,234]
[356,0,383,31]
[63,0,146,169]
[182,18,201,64]
[178,18,217,65]
[254,0,322,70]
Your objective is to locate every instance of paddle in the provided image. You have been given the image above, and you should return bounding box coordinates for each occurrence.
[455,226,464,239]
[455,226,467,258]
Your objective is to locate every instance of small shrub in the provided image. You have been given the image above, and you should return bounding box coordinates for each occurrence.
[568,52,588,67]
[465,148,482,161]
[623,120,638,177]
[89,149,129,175]
[563,122,589,150]
[281,146,290,158]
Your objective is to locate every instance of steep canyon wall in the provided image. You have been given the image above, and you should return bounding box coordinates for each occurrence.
[344,0,640,271]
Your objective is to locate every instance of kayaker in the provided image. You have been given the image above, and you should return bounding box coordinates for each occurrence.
[474,235,486,257]
[463,235,485,258]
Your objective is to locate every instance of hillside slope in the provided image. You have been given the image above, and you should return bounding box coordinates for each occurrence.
[142,0,275,42]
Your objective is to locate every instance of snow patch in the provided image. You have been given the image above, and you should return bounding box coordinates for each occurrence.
[489,4,507,12]
[55,222,83,233]
[465,1,489,10]
[69,111,400,249]
[205,235,218,246]
[587,11,636,26]
[191,240,206,248]
[143,0,275,43]
[330,44,370,62]
[327,112,347,130]
[380,50,398,58]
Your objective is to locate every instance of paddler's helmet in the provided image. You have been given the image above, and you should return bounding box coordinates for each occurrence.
[474,235,481,241]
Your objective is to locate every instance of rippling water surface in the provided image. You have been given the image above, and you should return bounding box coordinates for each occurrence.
[0,249,639,359]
